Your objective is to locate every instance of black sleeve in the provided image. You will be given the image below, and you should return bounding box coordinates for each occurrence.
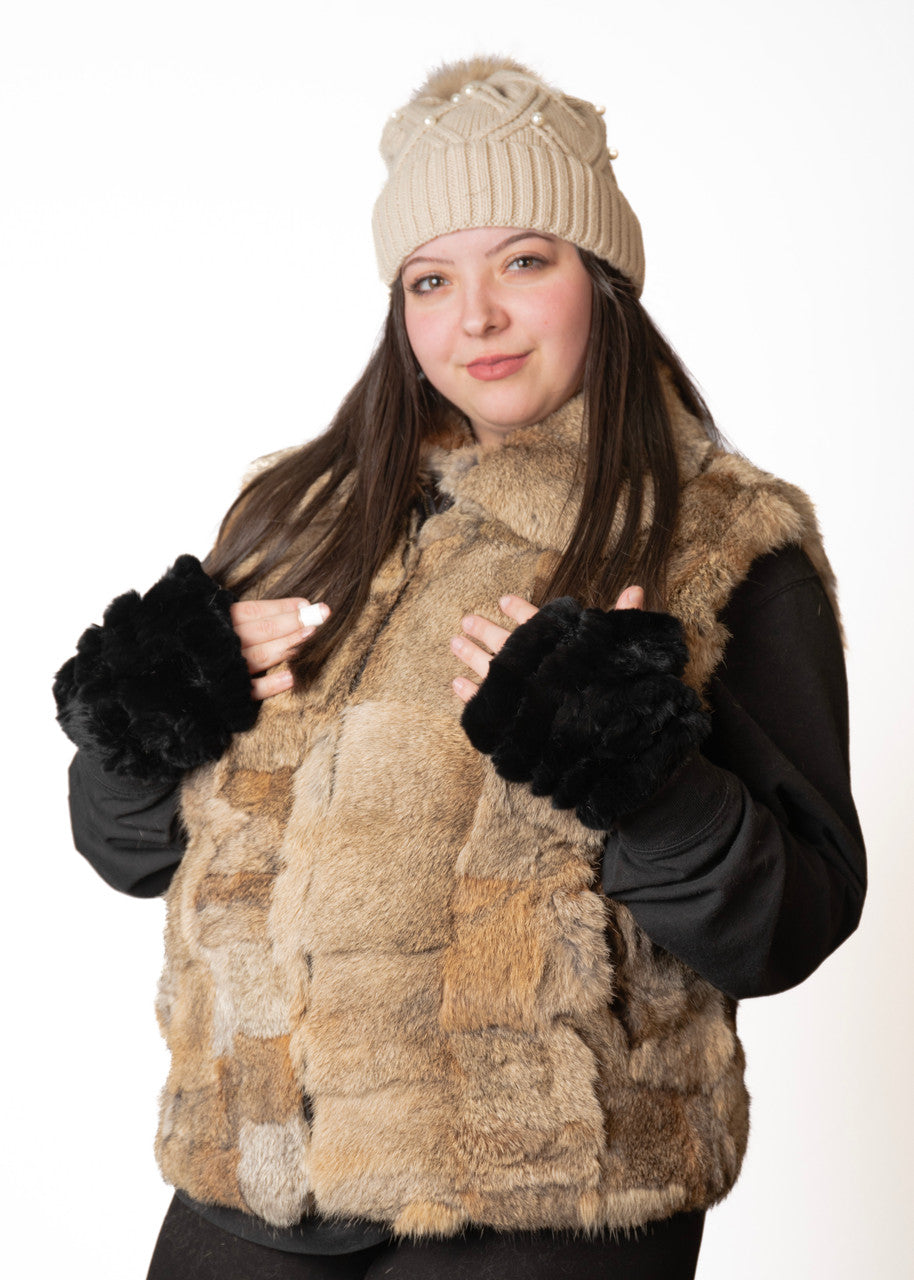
[601,545,866,999]
[67,749,187,897]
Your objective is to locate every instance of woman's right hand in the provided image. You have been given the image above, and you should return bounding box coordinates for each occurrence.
[230,598,330,701]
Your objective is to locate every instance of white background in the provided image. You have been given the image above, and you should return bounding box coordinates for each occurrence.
[3,1,912,1275]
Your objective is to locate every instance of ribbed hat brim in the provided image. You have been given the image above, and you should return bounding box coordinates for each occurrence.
[372,141,645,293]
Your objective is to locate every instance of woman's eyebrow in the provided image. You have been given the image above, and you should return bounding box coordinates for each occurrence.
[485,231,556,256]
[403,253,455,269]
[402,232,557,273]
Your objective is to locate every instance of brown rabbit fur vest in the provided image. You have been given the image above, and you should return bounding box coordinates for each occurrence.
[154,381,835,1236]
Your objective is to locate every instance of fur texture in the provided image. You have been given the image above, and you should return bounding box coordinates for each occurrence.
[413,57,538,103]
[152,376,836,1235]
[53,554,258,784]
[461,598,710,828]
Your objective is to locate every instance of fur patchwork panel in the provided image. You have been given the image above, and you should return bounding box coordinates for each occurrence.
[155,386,831,1233]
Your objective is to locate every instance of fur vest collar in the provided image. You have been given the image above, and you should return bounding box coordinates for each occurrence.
[155,382,833,1236]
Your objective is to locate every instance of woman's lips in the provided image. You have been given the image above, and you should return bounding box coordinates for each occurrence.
[465,352,531,381]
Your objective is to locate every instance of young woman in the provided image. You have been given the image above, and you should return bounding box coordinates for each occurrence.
[54,57,866,1280]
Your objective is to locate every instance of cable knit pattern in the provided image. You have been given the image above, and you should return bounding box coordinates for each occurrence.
[461,598,710,828]
[372,57,644,290]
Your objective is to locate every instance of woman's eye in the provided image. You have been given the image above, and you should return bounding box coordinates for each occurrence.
[507,254,546,272]
[407,274,447,295]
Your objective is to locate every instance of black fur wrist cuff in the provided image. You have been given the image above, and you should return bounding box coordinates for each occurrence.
[53,555,259,785]
[461,596,711,829]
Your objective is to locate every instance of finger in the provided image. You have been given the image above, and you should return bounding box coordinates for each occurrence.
[233,600,329,651]
[241,625,319,674]
[614,585,645,611]
[250,668,295,701]
[230,597,315,626]
[235,610,304,653]
[459,612,512,656]
[450,634,492,681]
[451,675,479,704]
[498,595,539,625]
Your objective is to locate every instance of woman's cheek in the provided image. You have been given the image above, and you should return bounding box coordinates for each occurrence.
[412,312,451,367]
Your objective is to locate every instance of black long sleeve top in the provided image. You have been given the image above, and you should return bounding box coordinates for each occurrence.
[64,542,866,1254]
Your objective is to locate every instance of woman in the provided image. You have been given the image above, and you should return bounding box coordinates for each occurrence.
[55,57,865,1279]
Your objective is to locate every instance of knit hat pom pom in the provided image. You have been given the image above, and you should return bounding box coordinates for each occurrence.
[413,56,540,103]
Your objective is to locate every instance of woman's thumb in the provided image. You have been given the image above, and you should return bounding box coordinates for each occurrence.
[615,585,645,610]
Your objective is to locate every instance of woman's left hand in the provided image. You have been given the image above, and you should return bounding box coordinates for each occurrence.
[451,587,645,702]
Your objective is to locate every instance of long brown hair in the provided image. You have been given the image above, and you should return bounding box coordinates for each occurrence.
[204,253,719,688]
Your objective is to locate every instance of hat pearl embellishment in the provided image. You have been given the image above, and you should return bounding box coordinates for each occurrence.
[531,112,544,126]
[424,115,435,126]
[463,83,476,95]
[608,147,619,160]
[596,105,606,115]
[451,94,461,103]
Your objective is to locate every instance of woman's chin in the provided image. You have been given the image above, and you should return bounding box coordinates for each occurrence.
[465,391,571,445]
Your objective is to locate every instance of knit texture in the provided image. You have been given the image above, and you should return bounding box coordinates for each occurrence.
[372,57,645,291]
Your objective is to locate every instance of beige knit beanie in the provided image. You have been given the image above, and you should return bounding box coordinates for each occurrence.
[372,56,645,295]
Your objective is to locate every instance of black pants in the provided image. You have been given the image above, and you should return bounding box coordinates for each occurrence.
[147,1195,705,1279]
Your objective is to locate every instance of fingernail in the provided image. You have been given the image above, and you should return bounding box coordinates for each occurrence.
[298,602,328,627]
[276,670,293,688]
[499,596,512,608]
[461,615,474,630]
[299,626,315,640]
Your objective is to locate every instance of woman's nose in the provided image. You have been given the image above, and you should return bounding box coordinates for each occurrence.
[461,282,508,337]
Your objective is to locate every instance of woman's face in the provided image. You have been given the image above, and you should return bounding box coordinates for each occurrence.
[402,227,592,449]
